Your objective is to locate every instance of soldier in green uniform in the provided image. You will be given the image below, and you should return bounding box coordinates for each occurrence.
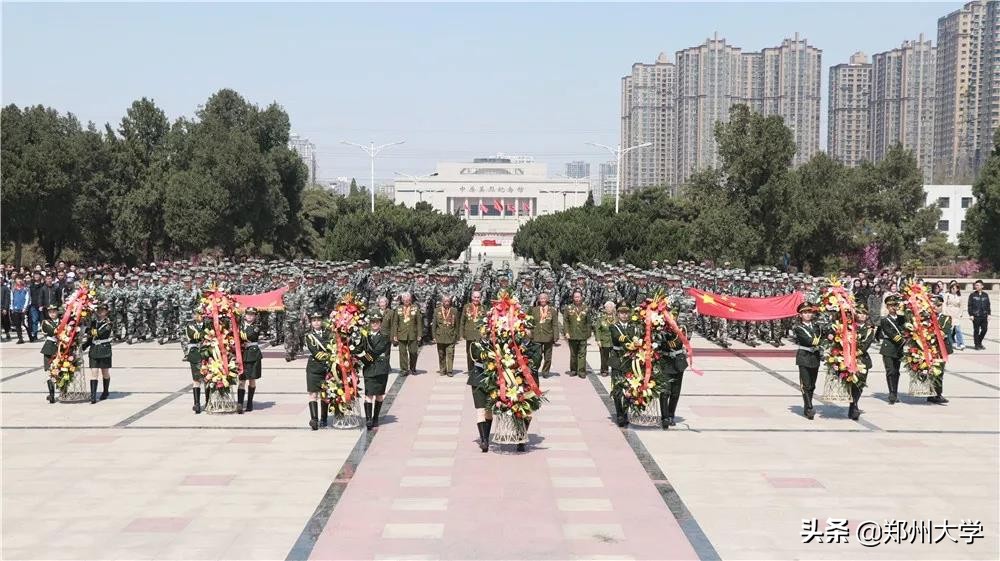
[87,303,114,404]
[185,309,205,414]
[460,291,487,374]
[237,307,262,414]
[393,292,422,376]
[362,313,391,430]
[929,295,954,404]
[879,295,906,404]
[594,301,615,377]
[304,311,330,430]
[467,335,493,452]
[852,304,876,420]
[431,295,459,376]
[40,304,59,404]
[793,302,822,419]
[562,290,591,378]
[609,305,634,427]
[658,311,689,429]
[530,292,559,377]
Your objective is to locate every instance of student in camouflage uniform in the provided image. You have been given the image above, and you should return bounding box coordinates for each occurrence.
[282,278,304,361]
[126,276,143,344]
[593,301,615,377]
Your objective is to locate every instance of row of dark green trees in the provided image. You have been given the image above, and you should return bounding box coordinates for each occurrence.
[1,90,474,267]
[514,106,1000,274]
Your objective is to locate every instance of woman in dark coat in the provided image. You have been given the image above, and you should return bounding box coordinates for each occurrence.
[185,309,206,414]
[41,305,60,403]
[237,307,263,414]
[362,313,391,429]
[87,303,114,404]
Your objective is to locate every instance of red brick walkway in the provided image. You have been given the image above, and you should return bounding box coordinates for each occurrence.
[309,347,697,561]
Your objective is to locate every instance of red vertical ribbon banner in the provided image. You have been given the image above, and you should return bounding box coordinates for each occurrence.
[198,287,243,392]
[818,281,864,387]
[481,290,544,420]
[323,294,366,418]
[49,283,96,391]
[900,283,948,382]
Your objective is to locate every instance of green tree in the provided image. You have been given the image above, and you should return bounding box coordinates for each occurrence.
[962,128,1000,270]
[784,153,857,272]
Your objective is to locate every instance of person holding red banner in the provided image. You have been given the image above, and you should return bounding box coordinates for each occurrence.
[793,302,823,420]
[237,307,262,414]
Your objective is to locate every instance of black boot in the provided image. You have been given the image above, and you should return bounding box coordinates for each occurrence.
[46,380,56,404]
[518,419,531,451]
[319,401,328,428]
[100,378,109,400]
[246,387,255,411]
[204,387,212,409]
[372,401,382,428]
[192,387,201,414]
[887,373,899,404]
[364,402,373,430]
[308,402,319,431]
[483,418,492,452]
[89,380,98,404]
[237,388,245,414]
[477,421,488,452]
[659,394,670,429]
[802,392,814,420]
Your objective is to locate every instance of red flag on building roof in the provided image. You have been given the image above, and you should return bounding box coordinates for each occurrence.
[493,199,503,212]
[506,201,516,213]
[479,201,488,214]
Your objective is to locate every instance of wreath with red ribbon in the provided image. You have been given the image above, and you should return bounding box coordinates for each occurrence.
[478,290,544,420]
[900,282,948,382]
[322,293,368,418]
[196,287,244,393]
[49,283,96,391]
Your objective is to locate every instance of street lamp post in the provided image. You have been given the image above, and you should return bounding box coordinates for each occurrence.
[586,141,652,213]
[393,171,437,207]
[342,140,406,212]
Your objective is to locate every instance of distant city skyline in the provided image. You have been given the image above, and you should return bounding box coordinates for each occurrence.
[2,2,955,186]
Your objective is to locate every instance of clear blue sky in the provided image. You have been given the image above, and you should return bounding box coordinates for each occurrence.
[3,2,955,186]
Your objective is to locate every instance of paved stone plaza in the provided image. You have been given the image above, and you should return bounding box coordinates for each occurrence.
[2,332,998,561]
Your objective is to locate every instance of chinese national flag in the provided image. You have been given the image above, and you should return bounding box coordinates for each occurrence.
[232,286,289,311]
[686,288,803,321]
[479,202,488,214]
[494,199,503,212]
[522,201,531,212]
[506,202,516,213]
[463,200,470,213]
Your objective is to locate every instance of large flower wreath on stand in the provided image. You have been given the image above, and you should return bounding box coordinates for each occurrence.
[322,294,368,428]
[613,294,671,425]
[49,282,96,402]
[197,286,244,413]
[478,291,544,445]
[817,280,865,402]
[901,282,948,396]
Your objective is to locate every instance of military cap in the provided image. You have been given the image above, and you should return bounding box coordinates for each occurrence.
[96,301,109,310]
[797,302,817,314]
[931,294,944,305]
[370,312,383,323]
[308,311,324,320]
[884,294,902,305]
[46,304,59,311]
[244,307,258,314]
[854,303,869,315]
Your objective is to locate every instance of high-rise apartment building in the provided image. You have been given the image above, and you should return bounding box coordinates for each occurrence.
[288,133,318,185]
[597,160,617,203]
[621,34,822,189]
[565,161,591,179]
[620,53,677,191]
[934,0,1000,182]
[870,35,937,181]
[828,52,872,167]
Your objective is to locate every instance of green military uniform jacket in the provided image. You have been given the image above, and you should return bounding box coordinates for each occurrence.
[460,302,487,340]
[466,340,489,388]
[40,318,59,357]
[609,321,635,373]
[305,329,331,375]
[241,321,262,363]
[530,304,559,343]
[363,331,391,378]
[937,313,954,355]
[593,313,614,348]
[88,319,113,359]
[879,314,905,358]
[793,321,821,368]
[377,308,397,338]
[185,322,203,364]
[857,322,877,371]
[431,305,459,344]
[562,304,590,340]
[393,304,422,341]
[521,340,543,373]
[658,328,688,376]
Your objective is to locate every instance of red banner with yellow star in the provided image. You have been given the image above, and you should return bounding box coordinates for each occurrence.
[686,288,804,321]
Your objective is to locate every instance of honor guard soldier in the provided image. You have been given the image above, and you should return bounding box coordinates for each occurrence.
[793,302,821,420]
[460,291,487,374]
[562,290,591,378]
[609,305,634,427]
[879,294,906,404]
[530,292,559,377]
[658,310,688,429]
[87,302,114,404]
[305,311,331,430]
[186,309,206,414]
[929,295,954,404]
[431,295,458,376]
[594,301,615,377]
[41,304,59,403]
[237,307,262,414]
[852,304,876,420]
[467,335,493,452]
[362,313,391,429]
[393,292,422,376]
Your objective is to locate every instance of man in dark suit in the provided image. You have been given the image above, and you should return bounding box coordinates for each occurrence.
[793,302,822,420]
